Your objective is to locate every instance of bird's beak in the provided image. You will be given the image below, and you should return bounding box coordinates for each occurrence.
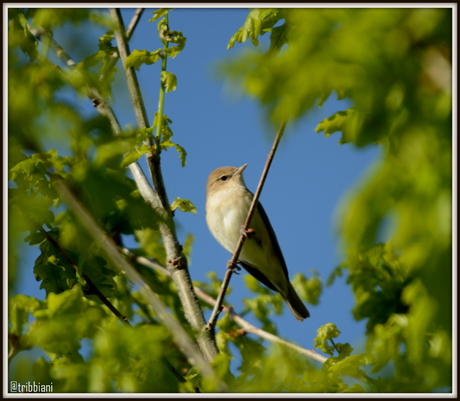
[235,163,248,176]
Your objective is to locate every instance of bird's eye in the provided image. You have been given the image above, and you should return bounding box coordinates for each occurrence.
[220,175,228,181]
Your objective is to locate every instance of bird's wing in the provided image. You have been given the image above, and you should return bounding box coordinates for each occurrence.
[238,261,278,292]
[255,201,290,279]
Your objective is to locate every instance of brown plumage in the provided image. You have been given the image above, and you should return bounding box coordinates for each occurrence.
[206,164,310,321]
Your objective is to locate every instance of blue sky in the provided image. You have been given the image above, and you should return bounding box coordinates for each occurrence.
[12,7,381,362]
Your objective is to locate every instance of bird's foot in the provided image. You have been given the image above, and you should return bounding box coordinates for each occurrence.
[240,226,256,239]
[226,260,241,273]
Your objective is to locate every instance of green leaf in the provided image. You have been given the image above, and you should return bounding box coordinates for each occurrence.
[156,117,187,166]
[326,265,343,287]
[163,31,186,58]
[314,323,341,355]
[94,139,133,167]
[9,194,55,232]
[30,286,106,358]
[292,272,322,305]
[69,166,162,237]
[266,23,288,56]
[93,130,150,168]
[335,343,354,359]
[242,282,282,332]
[148,8,172,22]
[134,227,166,263]
[244,274,265,293]
[125,49,162,70]
[182,233,194,261]
[120,144,151,168]
[33,238,76,296]
[81,256,118,301]
[315,109,365,145]
[98,31,115,52]
[227,8,283,50]
[174,143,187,167]
[32,8,92,29]
[342,383,365,393]
[9,151,52,179]
[24,231,46,246]
[318,90,332,107]
[9,295,42,335]
[9,12,38,61]
[170,197,197,214]
[45,285,86,316]
[328,354,370,379]
[161,71,177,92]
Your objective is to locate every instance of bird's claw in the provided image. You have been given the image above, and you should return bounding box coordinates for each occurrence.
[240,226,256,239]
[226,260,241,273]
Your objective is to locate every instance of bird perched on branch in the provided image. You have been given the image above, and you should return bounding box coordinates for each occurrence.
[206,164,310,321]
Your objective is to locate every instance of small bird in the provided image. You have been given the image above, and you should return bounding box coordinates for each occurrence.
[206,164,310,321]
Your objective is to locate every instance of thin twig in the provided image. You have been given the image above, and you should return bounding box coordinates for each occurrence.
[34,41,159,208]
[126,8,145,40]
[110,9,171,214]
[196,289,328,364]
[155,12,169,147]
[38,226,131,326]
[148,14,171,212]
[109,8,150,132]
[30,27,76,67]
[123,249,378,386]
[98,9,144,83]
[121,248,328,365]
[206,120,288,331]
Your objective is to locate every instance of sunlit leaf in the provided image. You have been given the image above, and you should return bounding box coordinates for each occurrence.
[120,144,151,168]
[149,8,172,22]
[161,71,177,92]
[170,197,197,214]
[125,48,162,70]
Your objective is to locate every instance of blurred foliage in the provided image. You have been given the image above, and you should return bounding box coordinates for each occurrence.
[8,7,193,393]
[8,7,452,394]
[221,6,452,393]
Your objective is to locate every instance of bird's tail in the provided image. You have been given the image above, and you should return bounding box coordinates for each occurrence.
[283,282,310,321]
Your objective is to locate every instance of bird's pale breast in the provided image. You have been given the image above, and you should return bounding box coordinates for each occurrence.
[206,186,251,253]
[206,185,277,279]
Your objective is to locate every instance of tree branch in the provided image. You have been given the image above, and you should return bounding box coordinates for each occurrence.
[122,250,379,386]
[98,9,144,84]
[31,30,162,217]
[52,178,225,391]
[197,289,328,364]
[109,9,150,133]
[206,120,288,330]
[126,8,145,39]
[38,226,131,327]
[33,10,219,363]
[110,9,219,362]
[121,248,328,365]
[30,27,76,67]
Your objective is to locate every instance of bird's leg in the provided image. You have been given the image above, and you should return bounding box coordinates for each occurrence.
[226,260,241,273]
[240,226,262,247]
[240,226,256,239]
[225,227,258,273]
